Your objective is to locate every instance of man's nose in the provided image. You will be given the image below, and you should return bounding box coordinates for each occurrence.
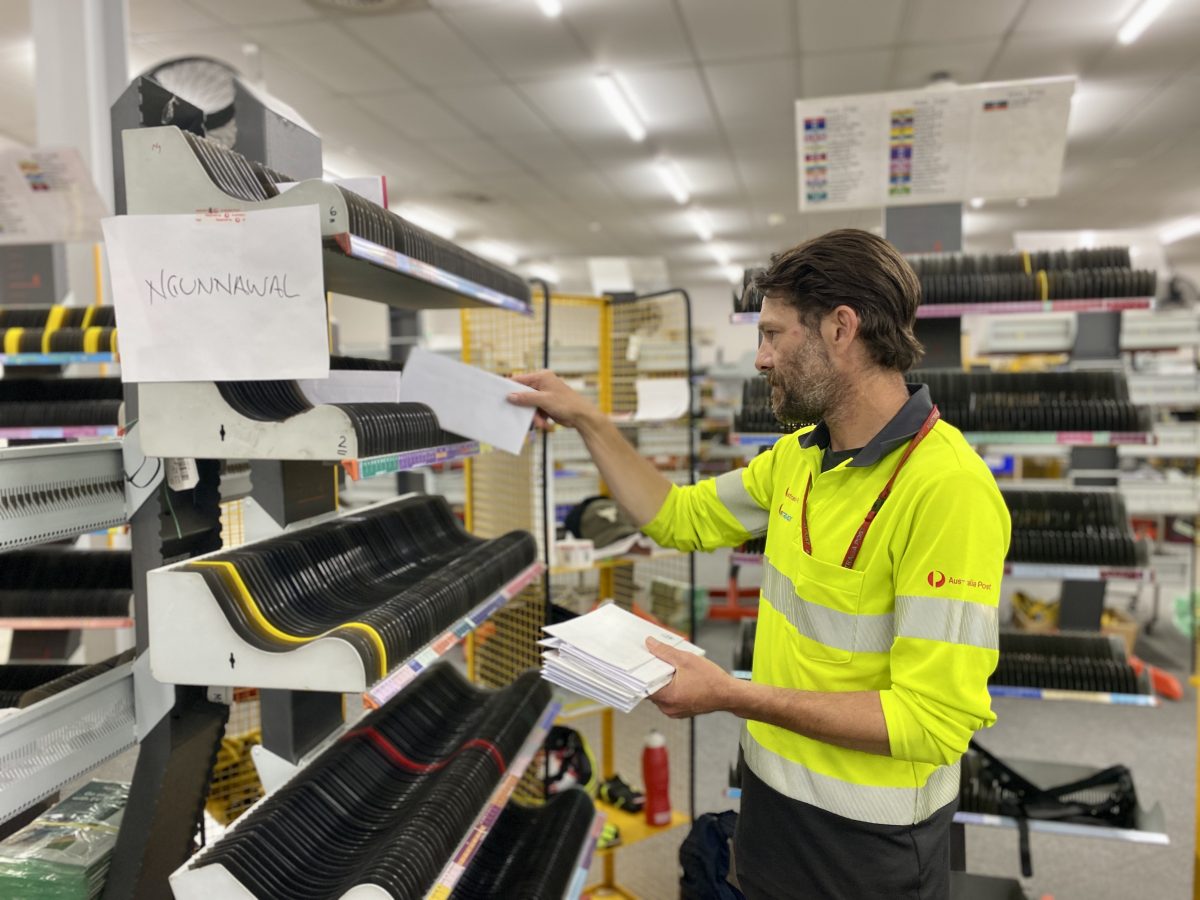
[755,344,772,372]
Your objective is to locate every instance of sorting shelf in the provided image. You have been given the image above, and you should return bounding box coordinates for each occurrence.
[730,298,1155,325]
[122,126,532,317]
[0,660,136,822]
[0,441,127,552]
[362,561,544,709]
[148,531,543,694]
[550,547,685,576]
[342,440,485,482]
[592,801,689,856]
[137,380,476,465]
[0,352,116,366]
[420,700,561,900]
[171,698,560,900]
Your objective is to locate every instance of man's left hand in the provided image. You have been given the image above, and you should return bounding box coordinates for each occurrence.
[645,637,738,719]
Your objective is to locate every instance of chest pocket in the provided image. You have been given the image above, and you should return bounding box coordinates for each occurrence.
[763,550,866,665]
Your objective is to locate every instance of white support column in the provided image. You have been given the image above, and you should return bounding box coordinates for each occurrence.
[31,0,129,305]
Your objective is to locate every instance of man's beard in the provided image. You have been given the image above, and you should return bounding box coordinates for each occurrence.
[768,334,842,426]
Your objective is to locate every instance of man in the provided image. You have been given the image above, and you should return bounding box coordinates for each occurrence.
[509,229,1009,899]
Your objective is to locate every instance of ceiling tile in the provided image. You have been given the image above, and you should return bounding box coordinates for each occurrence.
[436,4,585,81]
[802,49,893,97]
[187,0,321,27]
[519,74,629,139]
[1014,0,1135,36]
[1086,14,1200,82]
[488,132,591,174]
[354,91,473,141]
[902,0,1025,43]
[247,22,404,94]
[564,0,693,69]
[892,39,1003,88]
[706,57,798,126]
[128,29,249,79]
[798,0,903,53]
[680,0,793,63]
[617,67,718,137]
[436,83,552,138]
[257,51,336,109]
[342,11,496,88]
[127,0,223,34]
[1066,76,1160,144]
[984,34,1107,81]
[424,138,522,176]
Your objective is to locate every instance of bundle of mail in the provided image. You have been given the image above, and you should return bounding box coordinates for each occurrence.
[539,603,706,712]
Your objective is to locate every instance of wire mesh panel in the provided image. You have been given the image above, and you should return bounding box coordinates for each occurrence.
[462,296,548,692]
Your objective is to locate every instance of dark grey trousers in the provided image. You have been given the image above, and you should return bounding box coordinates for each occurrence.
[733,762,956,900]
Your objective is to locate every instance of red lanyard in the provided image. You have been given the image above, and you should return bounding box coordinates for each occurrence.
[800,406,941,569]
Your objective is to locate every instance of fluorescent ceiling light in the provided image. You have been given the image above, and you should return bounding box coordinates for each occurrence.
[395,205,456,240]
[594,74,646,143]
[1159,216,1200,245]
[724,265,743,285]
[470,241,520,267]
[654,157,690,205]
[535,0,562,16]
[969,197,985,209]
[707,244,730,266]
[1118,0,1171,44]
[688,208,714,242]
[527,263,560,284]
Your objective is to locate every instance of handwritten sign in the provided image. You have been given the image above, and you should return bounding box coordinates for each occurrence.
[101,206,329,383]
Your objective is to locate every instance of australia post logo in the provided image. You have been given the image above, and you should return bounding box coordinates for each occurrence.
[928,569,992,592]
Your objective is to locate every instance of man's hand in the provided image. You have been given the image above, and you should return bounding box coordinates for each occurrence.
[508,370,600,431]
[645,637,738,719]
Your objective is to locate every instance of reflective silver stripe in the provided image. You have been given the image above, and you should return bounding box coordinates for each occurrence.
[742,727,961,826]
[761,557,894,654]
[715,469,769,535]
[896,595,998,651]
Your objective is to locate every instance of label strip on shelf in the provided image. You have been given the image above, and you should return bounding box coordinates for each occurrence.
[964,431,1153,446]
[0,617,133,630]
[1003,562,1152,582]
[425,700,561,900]
[342,440,485,481]
[563,811,607,900]
[0,426,119,439]
[0,352,116,366]
[952,811,1169,844]
[363,562,544,709]
[988,685,1159,707]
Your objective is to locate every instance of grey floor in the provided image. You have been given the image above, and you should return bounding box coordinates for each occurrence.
[685,620,1196,900]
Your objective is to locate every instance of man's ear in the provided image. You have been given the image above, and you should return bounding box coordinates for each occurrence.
[825,304,860,350]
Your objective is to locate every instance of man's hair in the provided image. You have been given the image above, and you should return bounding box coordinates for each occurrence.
[753,228,924,372]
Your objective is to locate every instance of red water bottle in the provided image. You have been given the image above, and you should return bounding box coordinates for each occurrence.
[642,730,671,826]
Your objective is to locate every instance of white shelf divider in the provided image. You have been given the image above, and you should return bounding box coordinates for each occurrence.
[0,441,127,551]
[0,661,136,822]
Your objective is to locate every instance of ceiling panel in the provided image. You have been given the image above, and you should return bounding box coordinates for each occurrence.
[435,83,552,136]
[617,67,718,137]
[1086,14,1200,82]
[187,0,321,27]
[519,75,633,138]
[423,138,523,176]
[1014,0,1135,36]
[892,39,1003,88]
[436,4,585,82]
[802,49,893,97]
[247,22,404,94]
[355,91,474,141]
[798,0,904,53]
[341,11,496,88]
[258,51,337,105]
[902,0,1025,43]
[984,34,1107,81]
[128,28,249,77]
[488,131,592,175]
[128,0,221,34]
[564,0,693,69]
[1066,76,1160,144]
[680,0,793,63]
[706,57,798,126]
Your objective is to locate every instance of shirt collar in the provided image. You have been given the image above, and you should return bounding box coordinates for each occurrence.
[799,383,933,467]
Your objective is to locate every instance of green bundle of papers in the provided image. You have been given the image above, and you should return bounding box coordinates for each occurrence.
[0,781,128,899]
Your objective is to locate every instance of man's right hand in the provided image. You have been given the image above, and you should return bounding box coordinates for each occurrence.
[508,370,599,431]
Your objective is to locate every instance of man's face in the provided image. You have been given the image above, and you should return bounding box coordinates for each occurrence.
[755,295,842,425]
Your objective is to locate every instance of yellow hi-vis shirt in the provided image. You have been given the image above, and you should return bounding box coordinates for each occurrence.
[643,409,1010,827]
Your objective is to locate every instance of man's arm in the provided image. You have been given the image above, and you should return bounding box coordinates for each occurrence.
[645,638,891,756]
[508,370,672,526]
